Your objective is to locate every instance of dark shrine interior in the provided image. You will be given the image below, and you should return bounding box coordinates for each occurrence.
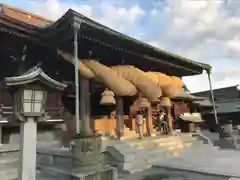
[0,31,135,117]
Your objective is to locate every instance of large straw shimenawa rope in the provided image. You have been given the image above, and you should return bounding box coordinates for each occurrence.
[57,49,137,96]
[111,65,162,101]
[82,60,137,96]
[146,72,182,97]
[57,49,183,99]
[57,49,95,79]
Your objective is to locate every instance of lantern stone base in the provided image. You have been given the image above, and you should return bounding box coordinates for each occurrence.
[70,135,117,179]
[71,135,103,171]
[37,135,118,180]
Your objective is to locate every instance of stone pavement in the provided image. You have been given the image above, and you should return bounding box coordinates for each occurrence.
[7,136,240,180]
[122,143,240,180]
[154,144,240,178]
[123,167,230,180]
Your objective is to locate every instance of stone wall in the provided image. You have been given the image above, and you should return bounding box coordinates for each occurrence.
[0,141,62,159]
[3,124,64,144]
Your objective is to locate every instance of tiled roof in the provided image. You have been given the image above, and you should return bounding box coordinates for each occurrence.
[209,99,240,114]
[0,3,52,27]
[193,97,214,107]
[5,65,67,90]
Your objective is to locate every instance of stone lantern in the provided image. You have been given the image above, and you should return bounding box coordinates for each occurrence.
[4,66,67,180]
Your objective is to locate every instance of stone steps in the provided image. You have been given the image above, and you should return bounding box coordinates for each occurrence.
[106,134,201,174]
[37,165,71,180]
[11,170,55,180]
[38,164,117,180]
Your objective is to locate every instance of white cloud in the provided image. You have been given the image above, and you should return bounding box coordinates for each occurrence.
[227,37,240,53]
[98,3,145,32]
[30,0,145,33]
[149,0,240,92]
[31,0,93,20]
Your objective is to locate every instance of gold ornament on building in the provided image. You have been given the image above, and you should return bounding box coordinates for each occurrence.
[100,89,116,105]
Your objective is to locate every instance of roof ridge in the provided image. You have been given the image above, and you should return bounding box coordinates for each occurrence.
[193,84,239,94]
[216,99,240,103]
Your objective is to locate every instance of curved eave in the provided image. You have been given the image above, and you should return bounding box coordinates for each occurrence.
[68,10,212,73]
[5,68,67,91]
[38,9,211,76]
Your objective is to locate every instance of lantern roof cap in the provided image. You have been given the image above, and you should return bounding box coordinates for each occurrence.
[4,66,67,91]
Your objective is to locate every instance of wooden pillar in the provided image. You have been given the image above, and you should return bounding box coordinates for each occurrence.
[146,106,153,136]
[116,96,124,139]
[80,76,92,136]
[164,106,173,135]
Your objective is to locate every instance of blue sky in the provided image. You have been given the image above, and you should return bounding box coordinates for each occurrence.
[2,0,240,92]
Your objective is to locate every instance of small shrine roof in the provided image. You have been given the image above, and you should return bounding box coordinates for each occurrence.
[5,66,67,91]
[178,113,203,123]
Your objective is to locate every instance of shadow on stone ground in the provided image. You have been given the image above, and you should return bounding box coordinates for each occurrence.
[124,167,230,180]
[140,174,188,180]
